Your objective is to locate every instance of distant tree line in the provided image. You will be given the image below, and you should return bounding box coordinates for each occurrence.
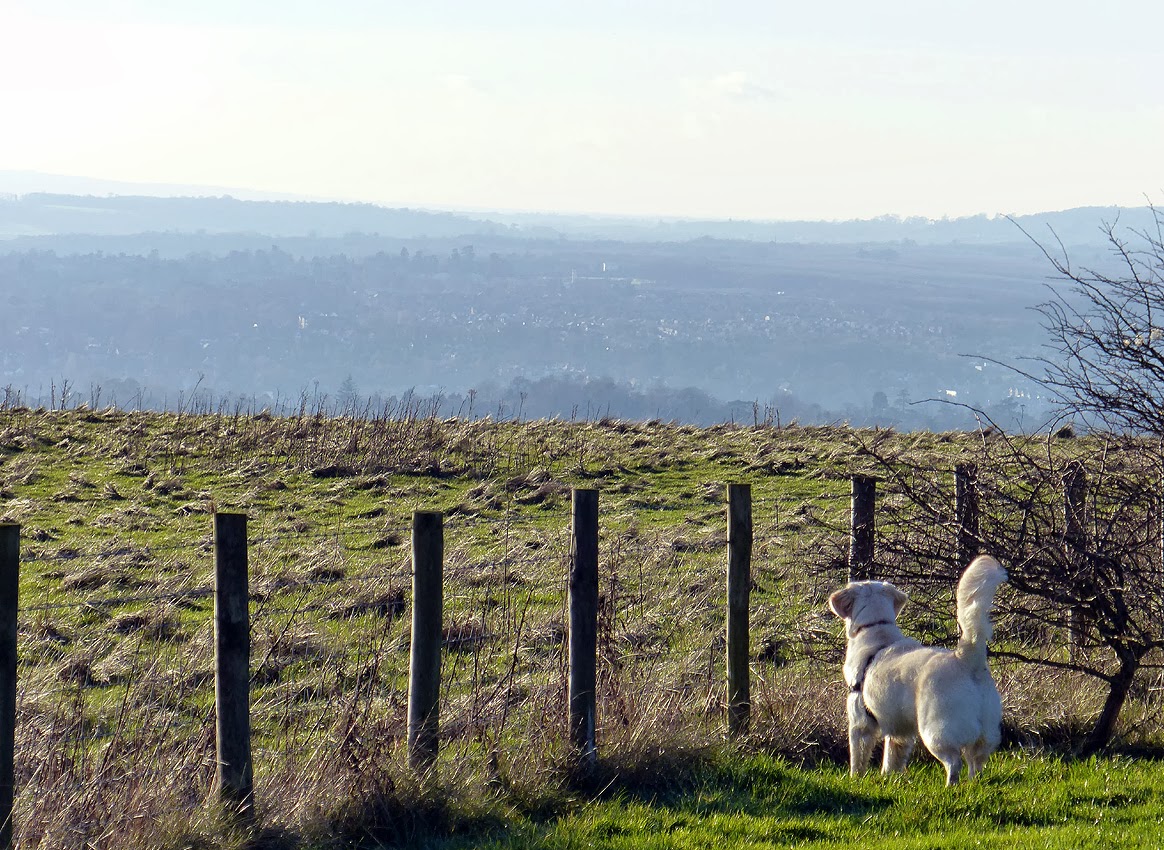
[3,371,1037,433]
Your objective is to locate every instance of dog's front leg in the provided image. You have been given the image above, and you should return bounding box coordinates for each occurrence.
[847,693,878,776]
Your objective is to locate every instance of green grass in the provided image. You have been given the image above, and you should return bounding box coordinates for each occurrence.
[2,407,1163,847]
[298,752,1164,850]
[421,753,1163,850]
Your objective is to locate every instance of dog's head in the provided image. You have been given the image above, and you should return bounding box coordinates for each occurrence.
[828,581,908,636]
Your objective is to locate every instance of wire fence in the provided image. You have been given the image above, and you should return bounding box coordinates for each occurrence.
[11,403,1164,843]
[0,478,872,846]
[10,489,839,737]
[8,448,1164,846]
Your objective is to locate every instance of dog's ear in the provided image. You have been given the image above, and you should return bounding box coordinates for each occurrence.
[890,586,909,615]
[828,587,856,619]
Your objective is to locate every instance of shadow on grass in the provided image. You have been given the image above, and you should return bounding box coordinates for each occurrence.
[579,748,893,821]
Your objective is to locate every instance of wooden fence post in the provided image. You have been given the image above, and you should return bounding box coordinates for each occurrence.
[568,488,599,776]
[849,475,876,582]
[726,484,752,737]
[213,512,253,820]
[0,525,18,850]
[1063,463,1088,655]
[408,511,444,772]
[955,463,980,566]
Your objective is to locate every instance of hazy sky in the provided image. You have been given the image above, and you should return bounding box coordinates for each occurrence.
[5,0,1164,220]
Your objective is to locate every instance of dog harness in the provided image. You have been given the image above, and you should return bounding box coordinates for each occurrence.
[849,619,895,725]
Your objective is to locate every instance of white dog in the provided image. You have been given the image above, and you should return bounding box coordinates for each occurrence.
[828,554,1007,785]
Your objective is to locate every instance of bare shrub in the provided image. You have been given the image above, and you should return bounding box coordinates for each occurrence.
[849,427,1164,754]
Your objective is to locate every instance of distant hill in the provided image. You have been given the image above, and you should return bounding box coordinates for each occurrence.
[485,206,1154,246]
[0,192,509,240]
[0,172,1155,246]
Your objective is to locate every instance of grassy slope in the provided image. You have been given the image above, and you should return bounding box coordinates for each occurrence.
[1,408,1161,848]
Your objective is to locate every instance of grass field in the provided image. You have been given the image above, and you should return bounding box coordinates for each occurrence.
[1,406,1161,848]
[465,753,1164,850]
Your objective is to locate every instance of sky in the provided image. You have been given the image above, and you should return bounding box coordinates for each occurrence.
[4,0,1164,221]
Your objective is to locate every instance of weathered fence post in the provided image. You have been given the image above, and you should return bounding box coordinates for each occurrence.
[849,475,876,582]
[568,488,599,776]
[955,463,980,566]
[0,525,18,850]
[213,512,253,820]
[1063,463,1089,656]
[726,484,752,737]
[408,511,444,772]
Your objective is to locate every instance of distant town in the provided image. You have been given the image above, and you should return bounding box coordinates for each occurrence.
[2,191,1133,430]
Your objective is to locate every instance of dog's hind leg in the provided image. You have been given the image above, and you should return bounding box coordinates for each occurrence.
[881,736,915,774]
[931,746,963,786]
[963,736,997,779]
[964,750,984,780]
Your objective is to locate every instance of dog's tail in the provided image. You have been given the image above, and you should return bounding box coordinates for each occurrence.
[955,554,1007,669]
